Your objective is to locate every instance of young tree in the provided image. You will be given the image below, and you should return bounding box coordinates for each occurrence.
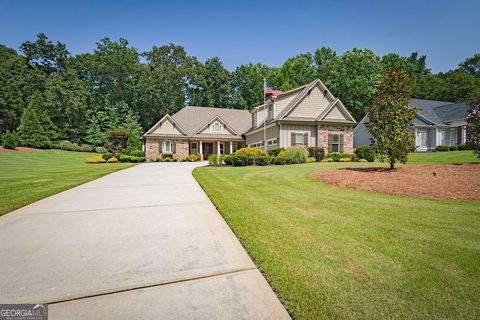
[85,115,104,146]
[365,68,416,169]
[466,89,480,158]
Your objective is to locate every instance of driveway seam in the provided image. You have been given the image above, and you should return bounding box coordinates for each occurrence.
[47,267,257,305]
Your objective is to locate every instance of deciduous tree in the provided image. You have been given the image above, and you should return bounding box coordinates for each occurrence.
[466,89,480,158]
[366,68,416,169]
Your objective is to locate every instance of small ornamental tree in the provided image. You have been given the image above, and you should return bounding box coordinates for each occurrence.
[366,68,417,169]
[466,89,480,158]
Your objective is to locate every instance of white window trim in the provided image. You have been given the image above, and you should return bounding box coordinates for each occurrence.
[294,132,306,146]
[267,138,278,146]
[212,121,222,133]
[437,129,446,146]
[163,140,173,153]
[449,128,456,146]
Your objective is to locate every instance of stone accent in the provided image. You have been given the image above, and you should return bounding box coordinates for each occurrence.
[318,124,354,153]
[173,140,189,160]
[145,138,160,161]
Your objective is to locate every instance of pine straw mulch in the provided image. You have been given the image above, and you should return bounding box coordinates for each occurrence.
[0,146,33,153]
[311,164,480,200]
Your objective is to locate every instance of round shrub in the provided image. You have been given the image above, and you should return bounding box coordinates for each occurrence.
[85,157,106,164]
[223,154,234,165]
[119,154,131,162]
[307,147,325,162]
[339,158,351,162]
[436,145,449,152]
[359,158,368,163]
[285,146,308,164]
[107,156,119,163]
[307,157,316,163]
[355,145,374,162]
[102,152,113,160]
[457,143,470,150]
[128,149,145,157]
[255,155,269,166]
[187,154,199,162]
[449,145,458,151]
[235,147,267,158]
[267,147,285,157]
[273,156,286,165]
[95,146,108,154]
[231,154,249,166]
[163,157,172,162]
[329,152,341,162]
[1,131,19,149]
[321,157,333,162]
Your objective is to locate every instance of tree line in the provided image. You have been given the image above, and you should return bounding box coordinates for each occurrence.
[1,33,479,146]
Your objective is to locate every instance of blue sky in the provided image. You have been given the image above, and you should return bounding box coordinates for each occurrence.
[1,0,479,72]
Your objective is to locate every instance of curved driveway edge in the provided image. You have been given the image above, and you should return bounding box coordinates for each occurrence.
[0,162,290,319]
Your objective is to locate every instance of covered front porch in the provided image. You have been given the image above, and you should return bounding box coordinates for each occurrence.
[189,140,244,160]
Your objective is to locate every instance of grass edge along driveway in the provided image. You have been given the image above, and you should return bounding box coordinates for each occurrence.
[193,154,480,319]
[0,149,135,216]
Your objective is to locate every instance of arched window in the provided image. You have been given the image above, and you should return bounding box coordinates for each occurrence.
[212,121,222,133]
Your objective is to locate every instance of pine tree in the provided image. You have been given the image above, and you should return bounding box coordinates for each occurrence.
[85,115,105,146]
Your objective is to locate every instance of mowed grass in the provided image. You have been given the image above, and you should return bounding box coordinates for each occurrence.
[408,150,479,164]
[0,149,135,216]
[193,152,480,319]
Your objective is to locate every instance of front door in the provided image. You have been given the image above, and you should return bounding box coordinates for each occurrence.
[416,129,427,150]
[202,143,213,159]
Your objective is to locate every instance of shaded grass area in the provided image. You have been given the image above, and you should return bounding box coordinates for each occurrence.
[193,154,480,319]
[0,149,135,216]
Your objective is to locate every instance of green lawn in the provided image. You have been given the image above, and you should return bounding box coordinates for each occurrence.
[0,149,135,216]
[408,150,479,164]
[193,152,480,319]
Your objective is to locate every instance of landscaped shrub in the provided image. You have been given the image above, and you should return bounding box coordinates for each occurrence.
[129,156,146,163]
[156,157,164,162]
[102,152,113,160]
[330,152,341,162]
[449,145,458,151]
[307,157,316,163]
[127,149,144,157]
[255,155,269,166]
[457,143,470,150]
[95,146,107,154]
[273,156,286,165]
[57,140,97,153]
[223,154,234,165]
[307,147,325,162]
[359,158,368,163]
[1,131,19,149]
[321,157,333,162]
[267,147,285,157]
[339,158,351,162]
[187,154,199,162]
[106,128,129,153]
[85,157,106,164]
[231,154,250,166]
[235,147,267,158]
[208,154,222,166]
[436,145,449,152]
[355,145,374,162]
[119,154,131,162]
[163,157,172,162]
[351,154,359,162]
[285,146,308,164]
[107,157,119,163]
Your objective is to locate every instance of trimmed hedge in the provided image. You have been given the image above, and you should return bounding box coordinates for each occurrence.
[436,145,449,152]
[307,147,325,162]
[355,145,374,162]
[255,155,269,166]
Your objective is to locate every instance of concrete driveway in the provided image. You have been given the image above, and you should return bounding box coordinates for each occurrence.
[0,162,289,319]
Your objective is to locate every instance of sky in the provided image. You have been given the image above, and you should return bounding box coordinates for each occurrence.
[1,0,479,73]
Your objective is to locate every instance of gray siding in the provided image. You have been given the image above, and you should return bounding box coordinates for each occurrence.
[353,116,370,148]
[245,125,279,147]
[279,124,317,148]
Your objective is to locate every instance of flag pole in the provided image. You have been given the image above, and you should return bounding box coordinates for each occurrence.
[263,78,267,152]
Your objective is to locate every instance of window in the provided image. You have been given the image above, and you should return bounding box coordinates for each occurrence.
[163,140,173,153]
[450,128,456,146]
[437,129,445,145]
[232,142,238,152]
[267,104,273,120]
[331,134,340,152]
[295,133,304,146]
[212,121,222,133]
[219,142,224,154]
[191,142,198,154]
[267,138,278,146]
[416,130,427,147]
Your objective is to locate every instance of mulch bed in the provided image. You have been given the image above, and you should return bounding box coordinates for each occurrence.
[0,146,33,153]
[312,164,480,200]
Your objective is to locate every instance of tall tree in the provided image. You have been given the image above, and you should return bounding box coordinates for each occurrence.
[187,57,232,107]
[232,63,278,109]
[276,53,316,90]
[366,68,416,169]
[381,53,415,79]
[466,89,480,158]
[20,33,70,75]
[459,53,480,77]
[139,44,193,127]
[314,46,337,77]
[0,45,35,132]
[44,69,88,142]
[321,48,383,121]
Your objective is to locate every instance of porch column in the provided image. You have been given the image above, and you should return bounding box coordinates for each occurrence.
[217,141,220,155]
[229,141,233,154]
[462,126,467,144]
[199,141,203,158]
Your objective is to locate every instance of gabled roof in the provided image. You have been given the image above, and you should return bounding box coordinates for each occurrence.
[193,114,241,136]
[172,106,251,136]
[408,99,468,125]
[144,114,188,136]
[433,102,468,122]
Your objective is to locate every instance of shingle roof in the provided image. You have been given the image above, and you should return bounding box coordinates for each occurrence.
[172,106,252,136]
[408,99,468,125]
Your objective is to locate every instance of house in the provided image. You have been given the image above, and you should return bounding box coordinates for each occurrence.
[143,79,357,160]
[353,99,469,151]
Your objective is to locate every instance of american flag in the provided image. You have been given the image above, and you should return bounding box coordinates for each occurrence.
[264,84,283,96]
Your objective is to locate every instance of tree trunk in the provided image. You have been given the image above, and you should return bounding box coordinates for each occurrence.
[390,160,395,170]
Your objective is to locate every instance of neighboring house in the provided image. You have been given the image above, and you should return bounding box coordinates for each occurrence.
[353,99,469,151]
[143,79,356,160]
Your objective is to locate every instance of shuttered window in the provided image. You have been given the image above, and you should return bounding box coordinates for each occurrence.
[328,134,343,153]
[163,140,173,153]
[290,132,309,146]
